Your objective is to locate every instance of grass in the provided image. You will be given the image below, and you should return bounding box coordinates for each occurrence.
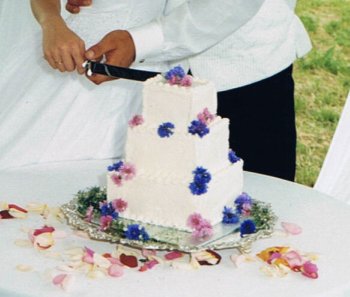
[294,0,350,186]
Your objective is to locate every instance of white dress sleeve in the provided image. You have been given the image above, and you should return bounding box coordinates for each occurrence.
[129,0,266,63]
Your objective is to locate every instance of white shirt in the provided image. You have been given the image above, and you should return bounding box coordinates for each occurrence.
[129,0,311,91]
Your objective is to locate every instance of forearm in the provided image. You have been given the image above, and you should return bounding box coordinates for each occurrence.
[130,0,266,63]
[30,0,64,29]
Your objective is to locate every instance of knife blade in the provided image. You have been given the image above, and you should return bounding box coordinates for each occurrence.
[83,60,161,82]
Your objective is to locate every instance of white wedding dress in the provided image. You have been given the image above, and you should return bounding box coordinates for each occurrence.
[314,91,350,203]
[0,0,173,170]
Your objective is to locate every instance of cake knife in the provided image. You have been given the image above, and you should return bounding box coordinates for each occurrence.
[83,60,161,81]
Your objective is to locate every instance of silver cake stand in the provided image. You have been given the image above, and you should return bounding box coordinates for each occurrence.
[61,198,277,254]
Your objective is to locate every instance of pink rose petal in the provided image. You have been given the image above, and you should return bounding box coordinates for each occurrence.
[164,251,184,261]
[281,222,302,235]
[108,264,124,277]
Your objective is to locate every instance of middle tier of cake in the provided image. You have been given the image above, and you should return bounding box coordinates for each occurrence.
[125,117,231,180]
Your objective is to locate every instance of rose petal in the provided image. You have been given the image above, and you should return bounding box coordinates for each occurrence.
[0,210,14,219]
[230,254,247,267]
[120,254,138,268]
[53,274,67,285]
[192,250,221,266]
[16,264,33,272]
[281,222,302,235]
[164,251,183,261]
[142,249,157,258]
[33,226,55,236]
[94,253,111,269]
[108,264,124,277]
[34,233,55,250]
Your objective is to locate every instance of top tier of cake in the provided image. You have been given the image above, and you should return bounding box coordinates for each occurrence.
[142,75,217,131]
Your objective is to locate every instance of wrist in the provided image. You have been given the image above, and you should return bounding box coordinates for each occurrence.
[40,15,66,31]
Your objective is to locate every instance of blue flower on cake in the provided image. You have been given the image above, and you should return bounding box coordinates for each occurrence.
[164,66,193,86]
[240,219,256,237]
[189,167,212,195]
[188,120,210,138]
[107,160,124,172]
[228,149,241,164]
[235,192,253,216]
[189,181,208,195]
[222,206,240,224]
[124,224,150,241]
[158,122,175,138]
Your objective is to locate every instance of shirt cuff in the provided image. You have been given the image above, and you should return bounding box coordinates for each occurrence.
[128,21,164,63]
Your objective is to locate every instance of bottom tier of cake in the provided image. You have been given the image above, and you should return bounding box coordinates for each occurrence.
[107,161,243,231]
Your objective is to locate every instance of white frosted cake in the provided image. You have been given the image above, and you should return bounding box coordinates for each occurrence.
[107,68,243,231]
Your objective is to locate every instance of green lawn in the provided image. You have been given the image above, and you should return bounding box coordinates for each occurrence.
[294,0,350,186]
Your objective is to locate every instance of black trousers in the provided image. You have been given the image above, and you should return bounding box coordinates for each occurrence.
[217,65,296,181]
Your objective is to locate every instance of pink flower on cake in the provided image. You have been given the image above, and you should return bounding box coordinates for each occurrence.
[120,163,136,181]
[100,215,113,231]
[187,213,204,230]
[111,198,128,213]
[187,213,213,239]
[111,173,123,186]
[85,205,94,222]
[193,223,213,239]
[197,108,215,125]
[180,75,193,87]
[128,115,144,128]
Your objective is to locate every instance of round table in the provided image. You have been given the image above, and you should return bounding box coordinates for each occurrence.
[1,161,350,297]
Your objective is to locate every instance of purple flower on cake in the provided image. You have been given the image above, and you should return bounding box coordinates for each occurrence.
[119,162,136,181]
[158,122,175,138]
[228,150,241,164]
[111,173,123,187]
[222,206,240,224]
[240,219,256,237]
[111,198,128,213]
[187,213,213,239]
[188,120,210,138]
[124,224,150,241]
[128,115,144,128]
[197,108,215,125]
[234,192,252,215]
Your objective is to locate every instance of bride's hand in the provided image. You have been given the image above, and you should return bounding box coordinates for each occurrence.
[42,17,85,74]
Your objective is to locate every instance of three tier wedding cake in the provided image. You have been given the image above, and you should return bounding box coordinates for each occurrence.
[107,67,243,232]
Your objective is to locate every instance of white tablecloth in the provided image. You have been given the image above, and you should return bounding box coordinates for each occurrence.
[1,161,350,297]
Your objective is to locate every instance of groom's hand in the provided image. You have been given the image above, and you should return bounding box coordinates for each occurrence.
[85,30,136,85]
[66,0,92,14]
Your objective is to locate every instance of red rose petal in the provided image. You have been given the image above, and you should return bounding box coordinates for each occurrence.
[0,210,14,219]
[33,226,55,236]
[120,253,138,268]
[197,250,222,266]
[8,204,28,213]
[164,251,183,261]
